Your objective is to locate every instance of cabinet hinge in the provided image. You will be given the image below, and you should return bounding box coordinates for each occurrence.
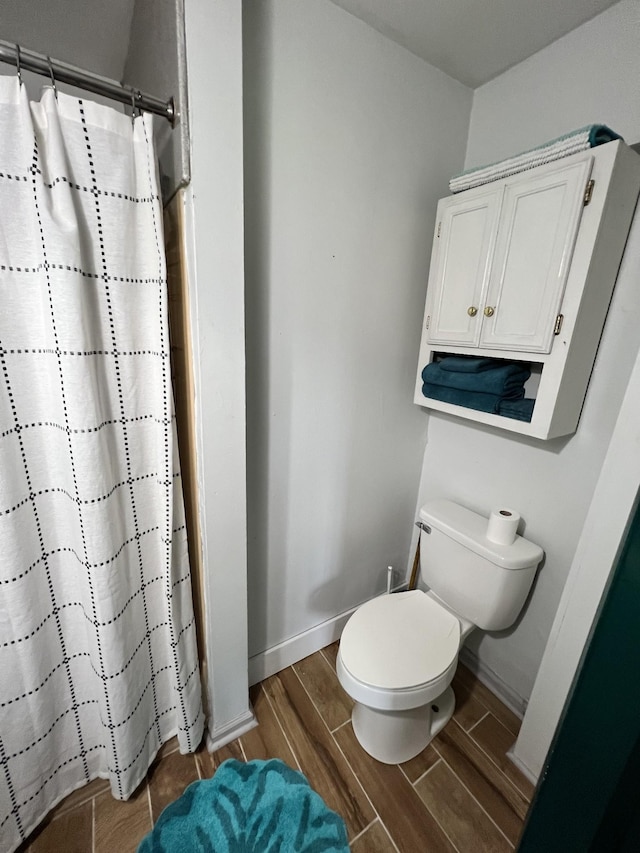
[554,313,564,335]
[583,179,595,206]
[426,315,431,330]
[437,222,441,238]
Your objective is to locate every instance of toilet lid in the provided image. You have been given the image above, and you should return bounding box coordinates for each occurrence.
[340,591,460,690]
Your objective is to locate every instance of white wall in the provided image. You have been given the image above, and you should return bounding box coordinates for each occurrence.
[243,0,472,665]
[415,0,640,705]
[466,0,640,169]
[183,0,253,744]
[514,318,640,779]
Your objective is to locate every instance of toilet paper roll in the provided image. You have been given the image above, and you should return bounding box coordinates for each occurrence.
[486,508,520,546]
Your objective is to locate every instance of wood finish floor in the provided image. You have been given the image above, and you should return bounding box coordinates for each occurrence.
[20,644,534,852]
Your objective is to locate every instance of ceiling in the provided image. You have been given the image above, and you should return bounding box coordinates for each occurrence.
[0,0,622,89]
[328,0,621,87]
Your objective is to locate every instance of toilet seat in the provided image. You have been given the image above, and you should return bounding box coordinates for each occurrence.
[339,590,460,692]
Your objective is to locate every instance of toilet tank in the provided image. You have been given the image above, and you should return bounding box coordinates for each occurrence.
[419,500,543,631]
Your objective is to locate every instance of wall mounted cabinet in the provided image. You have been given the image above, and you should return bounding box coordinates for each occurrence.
[415,141,640,439]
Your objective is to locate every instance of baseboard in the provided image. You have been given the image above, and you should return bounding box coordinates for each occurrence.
[248,606,357,686]
[248,585,416,686]
[507,745,539,786]
[459,646,527,719]
[206,710,258,752]
[248,586,412,686]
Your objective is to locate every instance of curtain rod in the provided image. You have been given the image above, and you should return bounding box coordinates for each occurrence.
[0,40,175,125]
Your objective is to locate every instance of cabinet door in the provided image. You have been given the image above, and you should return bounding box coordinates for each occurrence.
[425,188,501,347]
[480,155,593,353]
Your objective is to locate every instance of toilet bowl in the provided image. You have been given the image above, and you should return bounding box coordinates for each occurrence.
[336,590,469,763]
[336,499,543,764]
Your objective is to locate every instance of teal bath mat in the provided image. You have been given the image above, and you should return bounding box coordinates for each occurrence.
[137,758,349,853]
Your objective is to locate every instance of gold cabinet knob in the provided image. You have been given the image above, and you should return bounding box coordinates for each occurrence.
[484,306,495,317]
[467,306,478,317]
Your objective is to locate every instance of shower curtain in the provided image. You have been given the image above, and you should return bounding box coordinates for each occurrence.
[0,78,204,850]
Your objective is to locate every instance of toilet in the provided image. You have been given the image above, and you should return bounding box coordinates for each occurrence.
[336,499,543,764]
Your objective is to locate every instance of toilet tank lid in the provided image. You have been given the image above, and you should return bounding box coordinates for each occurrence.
[419,499,543,570]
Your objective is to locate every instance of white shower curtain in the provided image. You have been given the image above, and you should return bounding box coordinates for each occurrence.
[0,78,204,850]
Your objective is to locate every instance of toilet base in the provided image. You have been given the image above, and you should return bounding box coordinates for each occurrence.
[351,686,456,764]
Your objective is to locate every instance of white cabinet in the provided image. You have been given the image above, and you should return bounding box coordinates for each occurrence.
[425,188,500,347]
[415,142,640,440]
[482,157,593,352]
[425,155,593,354]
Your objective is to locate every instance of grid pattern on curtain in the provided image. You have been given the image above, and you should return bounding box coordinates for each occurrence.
[0,78,204,851]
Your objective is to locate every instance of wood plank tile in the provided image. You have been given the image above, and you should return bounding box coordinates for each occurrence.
[350,820,396,853]
[321,641,340,670]
[334,723,455,853]
[241,683,300,768]
[294,650,353,731]
[148,750,199,822]
[451,673,491,732]
[196,737,245,779]
[399,743,440,784]
[194,744,214,779]
[215,739,245,766]
[433,721,529,843]
[454,665,522,736]
[469,714,535,801]
[154,735,181,763]
[263,670,375,840]
[415,761,512,852]
[52,774,110,816]
[29,801,92,853]
[94,785,152,853]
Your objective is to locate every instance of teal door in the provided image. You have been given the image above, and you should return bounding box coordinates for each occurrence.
[518,490,640,851]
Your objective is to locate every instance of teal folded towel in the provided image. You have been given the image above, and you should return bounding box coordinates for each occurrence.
[422,359,530,396]
[499,398,536,422]
[588,125,622,146]
[438,356,501,374]
[137,759,349,853]
[421,383,503,413]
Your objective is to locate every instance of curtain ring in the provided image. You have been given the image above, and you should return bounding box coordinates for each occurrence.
[46,56,58,100]
[130,89,141,126]
[15,44,22,87]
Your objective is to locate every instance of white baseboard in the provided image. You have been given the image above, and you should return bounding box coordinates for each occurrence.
[247,585,414,686]
[248,605,359,686]
[507,745,539,786]
[206,710,258,752]
[248,606,530,719]
[459,646,527,719]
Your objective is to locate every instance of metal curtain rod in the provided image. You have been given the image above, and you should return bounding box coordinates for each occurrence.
[0,40,175,124]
